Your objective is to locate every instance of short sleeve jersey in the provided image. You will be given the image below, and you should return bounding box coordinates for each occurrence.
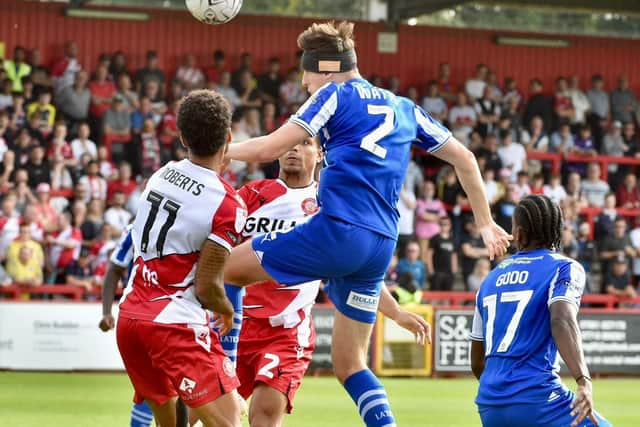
[119,159,247,325]
[238,179,320,328]
[470,248,586,406]
[290,78,451,239]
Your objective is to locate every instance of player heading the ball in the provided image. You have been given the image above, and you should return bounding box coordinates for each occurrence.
[223,20,510,427]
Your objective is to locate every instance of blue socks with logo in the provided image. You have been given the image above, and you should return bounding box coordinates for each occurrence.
[343,369,396,427]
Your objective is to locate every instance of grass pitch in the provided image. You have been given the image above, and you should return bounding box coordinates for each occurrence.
[0,372,637,426]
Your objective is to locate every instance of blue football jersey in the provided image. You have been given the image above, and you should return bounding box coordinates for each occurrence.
[470,248,586,406]
[110,225,134,277]
[290,78,451,239]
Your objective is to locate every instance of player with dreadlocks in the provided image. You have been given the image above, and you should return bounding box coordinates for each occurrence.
[470,195,611,427]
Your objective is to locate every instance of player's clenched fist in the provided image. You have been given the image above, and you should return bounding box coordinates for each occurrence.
[99,314,115,332]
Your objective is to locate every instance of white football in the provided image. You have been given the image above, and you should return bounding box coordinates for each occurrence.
[185,0,243,25]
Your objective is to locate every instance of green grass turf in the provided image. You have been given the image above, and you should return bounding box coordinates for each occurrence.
[0,372,637,426]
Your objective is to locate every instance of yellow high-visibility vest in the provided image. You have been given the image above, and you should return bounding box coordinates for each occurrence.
[3,60,31,92]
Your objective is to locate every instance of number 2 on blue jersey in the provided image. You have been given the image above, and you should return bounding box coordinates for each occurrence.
[360,104,394,159]
[482,290,533,355]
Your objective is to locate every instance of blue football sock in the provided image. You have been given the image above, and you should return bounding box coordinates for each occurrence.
[343,369,396,427]
[212,284,243,364]
[130,401,154,427]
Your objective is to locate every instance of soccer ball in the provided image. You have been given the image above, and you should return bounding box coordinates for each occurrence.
[185,0,243,25]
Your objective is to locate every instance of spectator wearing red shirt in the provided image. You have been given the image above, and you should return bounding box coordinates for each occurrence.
[88,63,116,142]
[47,211,82,282]
[158,99,179,155]
[50,41,82,96]
[554,76,575,129]
[107,162,137,202]
[78,160,107,204]
[205,49,226,84]
[32,183,58,233]
[616,172,640,209]
[47,121,76,169]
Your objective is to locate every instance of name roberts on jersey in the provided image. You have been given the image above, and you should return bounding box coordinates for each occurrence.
[160,165,206,196]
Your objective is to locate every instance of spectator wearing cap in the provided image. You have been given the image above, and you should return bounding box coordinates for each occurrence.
[78,160,107,204]
[32,183,58,232]
[70,122,97,162]
[605,255,636,299]
[56,70,90,129]
[3,46,31,93]
[600,217,636,276]
[135,50,165,98]
[103,93,131,138]
[611,75,637,124]
[26,90,56,136]
[64,247,98,292]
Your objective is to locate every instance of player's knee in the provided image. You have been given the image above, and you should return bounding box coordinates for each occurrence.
[249,406,284,427]
[332,353,365,384]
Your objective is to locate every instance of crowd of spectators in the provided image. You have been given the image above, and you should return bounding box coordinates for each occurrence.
[0,43,639,305]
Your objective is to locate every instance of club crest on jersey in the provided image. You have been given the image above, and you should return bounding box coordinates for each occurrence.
[223,357,236,377]
[191,325,211,352]
[301,198,319,216]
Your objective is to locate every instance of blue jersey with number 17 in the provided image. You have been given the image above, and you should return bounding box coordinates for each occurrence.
[470,248,586,406]
[290,78,451,239]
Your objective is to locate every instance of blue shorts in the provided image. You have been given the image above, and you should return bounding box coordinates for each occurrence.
[478,390,611,427]
[252,213,395,323]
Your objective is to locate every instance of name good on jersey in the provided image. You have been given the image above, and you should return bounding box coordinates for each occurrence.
[470,249,586,406]
[238,179,320,328]
[290,78,451,239]
[119,160,246,325]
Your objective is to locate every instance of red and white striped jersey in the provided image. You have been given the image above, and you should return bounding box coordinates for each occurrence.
[119,159,247,325]
[238,179,320,328]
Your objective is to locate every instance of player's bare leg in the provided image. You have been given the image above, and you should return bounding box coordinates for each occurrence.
[145,397,177,427]
[190,392,241,427]
[224,239,272,286]
[331,311,372,384]
[248,384,288,427]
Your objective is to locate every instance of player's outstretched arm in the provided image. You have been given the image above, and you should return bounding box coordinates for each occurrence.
[99,262,125,332]
[433,137,512,259]
[226,122,310,163]
[550,301,599,427]
[378,285,430,345]
[195,240,235,335]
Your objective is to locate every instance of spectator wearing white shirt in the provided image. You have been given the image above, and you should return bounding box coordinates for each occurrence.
[70,122,97,162]
[483,168,500,205]
[543,174,567,205]
[397,186,417,258]
[449,92,477,146]
[104,190,131,237]
[581,162,610,208]
[421,81,448,124]
[567,75,591,126]
[464,63,488,101]
[174,53,205,91]
[629,215,640,285]
[497,129,527,182]
[78,160,107,204]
